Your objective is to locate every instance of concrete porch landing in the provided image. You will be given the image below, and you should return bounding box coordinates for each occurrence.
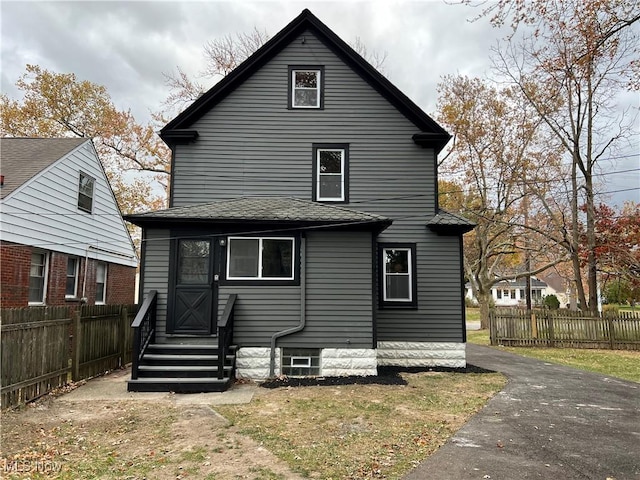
[60,366,256,406]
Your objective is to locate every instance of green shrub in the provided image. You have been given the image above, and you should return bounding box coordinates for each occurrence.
[543,294,560,310]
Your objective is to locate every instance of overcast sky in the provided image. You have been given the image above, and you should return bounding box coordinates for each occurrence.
[2,0,638,206]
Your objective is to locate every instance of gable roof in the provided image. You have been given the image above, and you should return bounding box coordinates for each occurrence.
[125,196,392,231]
[161,9,450,151]
[0,137,87,199]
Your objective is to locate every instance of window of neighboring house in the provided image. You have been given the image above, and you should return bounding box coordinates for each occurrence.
[503,289,509,298]
[29,251,48,304]
[313,144,348,202]
[379,244,417,307]
[66,257,79,298]
[78,172,95,213]
[510,289,517,299]
[281,348,321,376]
[227,237,295,280]
[289,66,323,109]
[496,289,502,299]
[520,289,525,299]
[96,262,107,304]
[532,289,542,300]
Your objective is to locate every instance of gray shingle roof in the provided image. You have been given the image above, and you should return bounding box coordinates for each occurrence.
[126,197,392,228]
[426,210,475,233]
[0,137,87,199]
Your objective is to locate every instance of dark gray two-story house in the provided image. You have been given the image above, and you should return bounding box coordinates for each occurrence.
[126,9,474,392]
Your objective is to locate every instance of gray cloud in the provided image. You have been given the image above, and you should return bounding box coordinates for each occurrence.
[2,0,637,204]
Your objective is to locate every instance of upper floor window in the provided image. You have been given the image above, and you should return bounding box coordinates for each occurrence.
[289,66,324,109]
[78,172,95,213]
[227,237,295,281]
[66,257,79,298]
[379,244,417,308]
[313,144,349,202]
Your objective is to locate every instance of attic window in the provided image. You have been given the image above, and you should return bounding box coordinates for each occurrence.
[78,172,95,213]
[289,66,324,109]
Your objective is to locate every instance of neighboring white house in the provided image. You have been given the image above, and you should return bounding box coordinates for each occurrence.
[0,137,138,307]
[466,277,559,307]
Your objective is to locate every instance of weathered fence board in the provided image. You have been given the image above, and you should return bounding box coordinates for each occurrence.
[490,308,640,350]
[1,304,138,409]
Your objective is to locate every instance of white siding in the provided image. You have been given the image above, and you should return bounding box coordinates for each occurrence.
[0,141,137,267]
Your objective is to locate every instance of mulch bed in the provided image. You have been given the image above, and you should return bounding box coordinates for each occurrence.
[260,364,495,388]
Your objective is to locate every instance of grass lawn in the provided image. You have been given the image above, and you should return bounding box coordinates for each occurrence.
[216,371,505,479]
[467,329,640,383]
[2,371,505,480]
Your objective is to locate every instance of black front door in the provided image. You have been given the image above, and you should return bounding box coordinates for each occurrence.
[169,238,216,335]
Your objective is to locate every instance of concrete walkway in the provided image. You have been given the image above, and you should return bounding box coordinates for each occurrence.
[59,366,256,406]
[405,344,640,480]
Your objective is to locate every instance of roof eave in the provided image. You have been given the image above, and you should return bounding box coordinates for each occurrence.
[124,215,392,233]
[412,133,452,154]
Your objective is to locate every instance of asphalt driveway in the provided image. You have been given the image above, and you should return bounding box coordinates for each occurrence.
[405,343,640,480]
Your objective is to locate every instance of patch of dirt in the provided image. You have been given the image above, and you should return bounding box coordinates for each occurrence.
[1,397,305,479]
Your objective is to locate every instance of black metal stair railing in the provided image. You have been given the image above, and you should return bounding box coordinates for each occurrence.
[217,294,237,380]
[130,290,158,380]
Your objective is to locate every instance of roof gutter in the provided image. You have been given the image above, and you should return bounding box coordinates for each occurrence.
[270,232,306,377]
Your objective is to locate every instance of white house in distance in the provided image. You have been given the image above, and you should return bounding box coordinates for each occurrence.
[466,277,560,307]
[0,137,137,307]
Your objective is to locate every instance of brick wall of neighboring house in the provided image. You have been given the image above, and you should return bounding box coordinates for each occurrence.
[0,240,137,307]
[0,241,31,307]
[106,263,136,304]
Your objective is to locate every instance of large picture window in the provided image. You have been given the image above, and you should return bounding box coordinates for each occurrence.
[379,244,417,307]
[289,66,324,109]
[313,144,349,202]
[227,237,294,280]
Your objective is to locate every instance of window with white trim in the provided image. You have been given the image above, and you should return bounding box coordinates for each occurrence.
[289,67,323,109]
[313,144,348,202]
[379,244,417,307]
[66,257,79,298]
[78,172,95,213]
[96,262,107,304]
[227,237,294,280]
[29,251,48,304]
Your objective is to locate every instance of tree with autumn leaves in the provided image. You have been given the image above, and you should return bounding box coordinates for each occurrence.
[0,65,169,216]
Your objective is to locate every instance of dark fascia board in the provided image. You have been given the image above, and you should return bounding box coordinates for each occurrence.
[123,216,393,233]
[161,129,199,146]
[412,132,452,155]
[427,223,476,235]
[160,9,449,140]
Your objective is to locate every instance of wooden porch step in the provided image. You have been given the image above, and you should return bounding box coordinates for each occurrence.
[127,377,233,393]
[137,364,233,378]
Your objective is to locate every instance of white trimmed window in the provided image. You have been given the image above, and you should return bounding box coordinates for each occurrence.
[66,257,79,298]
[78,172,95,213]
[227,237,294,280]
[96,262,107,304]
[380,244,417,307]
[29,251,48,304]
[313,144,348,202]
[290,67,323,108]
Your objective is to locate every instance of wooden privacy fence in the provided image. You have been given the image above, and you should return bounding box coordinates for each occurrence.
[1,304,138,409]
[490,308,640,350]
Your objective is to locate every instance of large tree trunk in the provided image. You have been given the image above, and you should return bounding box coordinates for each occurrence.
[478,290,492,330]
